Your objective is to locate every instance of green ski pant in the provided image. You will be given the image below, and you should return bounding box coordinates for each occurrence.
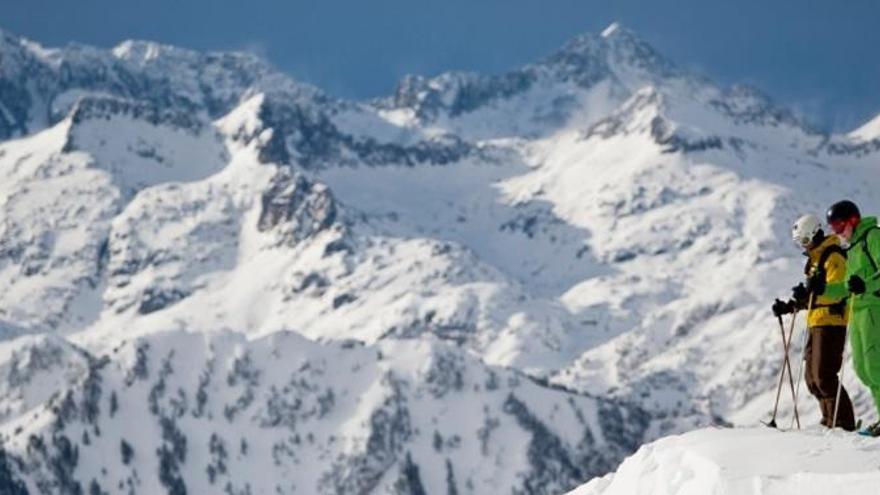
[850,306,880,416]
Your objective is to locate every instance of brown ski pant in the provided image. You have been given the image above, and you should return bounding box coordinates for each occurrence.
[804,325,856,431]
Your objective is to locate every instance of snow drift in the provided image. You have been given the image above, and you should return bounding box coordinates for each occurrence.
[568,427,880,495]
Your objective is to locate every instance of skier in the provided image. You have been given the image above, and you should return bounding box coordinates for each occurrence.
[815,200,880,435]
[772,214,855,430]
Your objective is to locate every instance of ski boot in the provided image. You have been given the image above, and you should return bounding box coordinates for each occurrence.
[858,420,880,437]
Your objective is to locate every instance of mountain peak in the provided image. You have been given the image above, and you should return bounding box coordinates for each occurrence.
[112,39,165,62]
[539,24,680,90]
[110,39,215,68]
[601,22,622,38]
[849,113,880,142]
[0,28,38,63]
[600,26,679,82]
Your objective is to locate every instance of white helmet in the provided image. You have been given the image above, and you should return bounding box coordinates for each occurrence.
[792,214,822,247]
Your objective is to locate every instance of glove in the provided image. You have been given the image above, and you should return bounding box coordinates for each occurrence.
[791,283,809,307]
[848,275,866,295]
[805,273,826,297]
[772,298,795,317]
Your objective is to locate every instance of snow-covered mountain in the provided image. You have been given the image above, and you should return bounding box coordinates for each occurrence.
[850,113,880,143]
[1,23,880,493]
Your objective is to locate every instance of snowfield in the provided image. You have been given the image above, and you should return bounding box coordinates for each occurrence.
[1,21,880,494]
[568,427,880,495]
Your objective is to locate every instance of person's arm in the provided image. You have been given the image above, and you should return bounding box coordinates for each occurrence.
[825,282,847,299]
[824,255,849,300]
[817,251,847,305]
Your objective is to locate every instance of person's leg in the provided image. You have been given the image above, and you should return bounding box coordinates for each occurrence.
[848,312,873,428]
[850,312,869,393]
[813,326,855,430]
[803,330,826,424]
[858,308,880,418]
[804,328,828,425]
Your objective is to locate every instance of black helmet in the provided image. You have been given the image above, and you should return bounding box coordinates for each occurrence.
[826,200,860,224]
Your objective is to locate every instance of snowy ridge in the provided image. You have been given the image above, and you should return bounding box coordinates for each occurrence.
[849,113,880,142]
[567,427,880,495]
[2,22,880,493]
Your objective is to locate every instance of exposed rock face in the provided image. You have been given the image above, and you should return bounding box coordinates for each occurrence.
[257,171,338,244]
[66,96,205,136]
[255,97,478,168]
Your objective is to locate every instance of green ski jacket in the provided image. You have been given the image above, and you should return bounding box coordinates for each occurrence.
[826,216,880,310]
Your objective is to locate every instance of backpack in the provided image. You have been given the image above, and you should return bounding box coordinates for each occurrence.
[852,225,880,298]
[855,226,880,272]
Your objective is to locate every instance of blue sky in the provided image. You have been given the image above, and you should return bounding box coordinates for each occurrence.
[3,0,878,131]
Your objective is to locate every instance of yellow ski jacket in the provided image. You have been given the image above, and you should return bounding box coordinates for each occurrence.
[805,235,848,328]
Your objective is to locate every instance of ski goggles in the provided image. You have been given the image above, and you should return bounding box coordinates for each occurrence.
[829,218,850,235]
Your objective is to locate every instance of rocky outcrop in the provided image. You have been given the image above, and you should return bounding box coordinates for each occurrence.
[257,170,338,244]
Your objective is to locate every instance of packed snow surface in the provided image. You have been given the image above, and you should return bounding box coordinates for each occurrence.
[569,427,880,495]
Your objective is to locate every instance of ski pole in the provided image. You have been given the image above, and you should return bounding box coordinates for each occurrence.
[768,311,798,428]
[790,294,814,429]
[768,313,790,428]
[832,299,854,429]
[784,309,801,429]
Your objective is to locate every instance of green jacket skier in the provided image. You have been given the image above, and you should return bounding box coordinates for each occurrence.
[818,200,880,435]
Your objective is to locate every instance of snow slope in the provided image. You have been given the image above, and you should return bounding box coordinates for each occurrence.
[0,330,646,495]
[568,427,880,495]
[849,113,880,143]
[2,22,880,493]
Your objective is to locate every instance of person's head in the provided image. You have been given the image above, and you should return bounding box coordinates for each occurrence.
[791,214,823,249]
[826,200,861,242]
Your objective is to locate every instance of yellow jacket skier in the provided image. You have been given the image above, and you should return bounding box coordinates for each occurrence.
[773,214,855,430]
